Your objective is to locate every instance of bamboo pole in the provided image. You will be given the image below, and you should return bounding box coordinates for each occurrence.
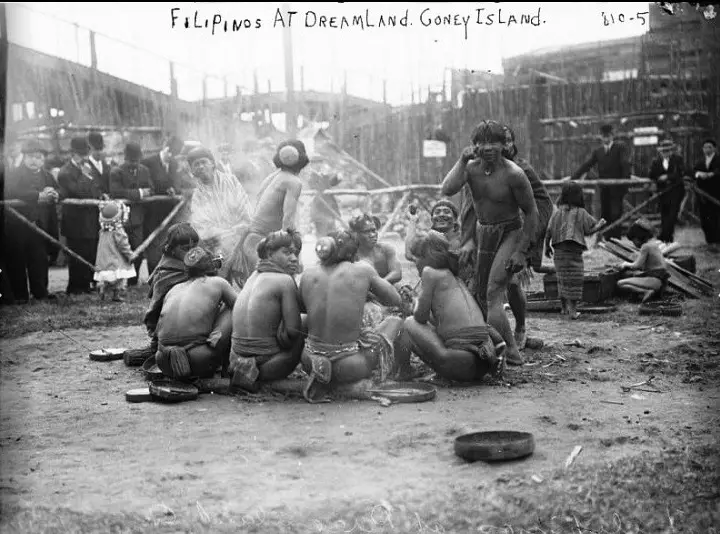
[596,187,670,238]
[129,198,187,262]
[378,191,412,239]
[5,206,96,271]
[692,184,720,208]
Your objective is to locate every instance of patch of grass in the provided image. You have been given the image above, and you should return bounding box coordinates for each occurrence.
[0,286,148,339]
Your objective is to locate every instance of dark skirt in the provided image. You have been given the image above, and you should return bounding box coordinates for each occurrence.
[553,241,585,301]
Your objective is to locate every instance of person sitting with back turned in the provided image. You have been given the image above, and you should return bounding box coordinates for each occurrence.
[298,230,410,403]
[403,231,501,382]
[228,228,305,392]
[154,247,236,380]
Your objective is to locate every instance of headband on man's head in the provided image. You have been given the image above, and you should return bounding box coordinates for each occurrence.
[471,120,506,145]
[431,199,459,219]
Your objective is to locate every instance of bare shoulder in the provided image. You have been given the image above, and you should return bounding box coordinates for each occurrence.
[420,265,443,284]
[378,242,396,256]
[208,275,233,290]
[354,260,378,278]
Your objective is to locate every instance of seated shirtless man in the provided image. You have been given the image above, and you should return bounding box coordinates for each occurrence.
[155,247,237,379]
[442,120,538,367]
[403,231,500,381]
[228,229,304,392]
[299,230,410,402]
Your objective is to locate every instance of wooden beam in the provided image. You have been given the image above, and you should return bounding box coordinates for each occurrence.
[540,109,709,125]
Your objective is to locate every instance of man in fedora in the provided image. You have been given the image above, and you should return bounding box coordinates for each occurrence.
[87,131,111,195]
[649,138,688,244]
[57,136,109,295]
[1,139,59,304]
[571,123,632,240]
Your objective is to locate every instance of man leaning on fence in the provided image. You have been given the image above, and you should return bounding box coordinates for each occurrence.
[57,137,109,295]
[1,139,59,304]
[571,123,631,240]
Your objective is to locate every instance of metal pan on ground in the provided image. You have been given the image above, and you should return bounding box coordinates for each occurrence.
[89,347,127,362]
[638,301,683,317]
[149,379,199,403]
[367,382,437,403]
[141,357,165,381]
[454,430,535,463]
[125,387,153,403]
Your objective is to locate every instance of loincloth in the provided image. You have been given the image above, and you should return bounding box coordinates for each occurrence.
[156,334,208,379]
[474,217,522,317]
[442,326,495,380]
[228,336,282,390]
[302,328,395,403]
[522,200,555,272]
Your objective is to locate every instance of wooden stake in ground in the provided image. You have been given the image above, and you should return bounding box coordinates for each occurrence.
[129,198,187,263]
[5,205,96,271]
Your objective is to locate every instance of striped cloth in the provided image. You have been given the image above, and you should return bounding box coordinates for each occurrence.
[552,241,585,301]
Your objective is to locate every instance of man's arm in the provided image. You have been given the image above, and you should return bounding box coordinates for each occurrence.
[622,243,649,271]
[441,147,476,196]
[218,278,238,309]
[280,278,302,339]
[413,267,437,325]
[509,164,539,257]
[571,151,598,180]
[281,179,303,230]
[365,263,402,308]
[382,244,402,284]
[109,168,143,201]
[404,211,421,261]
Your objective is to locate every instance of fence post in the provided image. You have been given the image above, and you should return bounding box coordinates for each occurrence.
[89,31,97,69]
[168,60,179,133]
[528,80,548,175]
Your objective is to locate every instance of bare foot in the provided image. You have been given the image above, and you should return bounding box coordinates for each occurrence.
[514,329,527,350]
[641,290,655,304]
[505,346,524,366]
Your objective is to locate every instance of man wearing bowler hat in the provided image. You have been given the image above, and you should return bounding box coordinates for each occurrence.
[57,136,109,295]
[1,139,59,304]
[648,138,688,244]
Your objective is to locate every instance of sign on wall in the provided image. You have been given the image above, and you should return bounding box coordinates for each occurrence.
[423,140,447,158]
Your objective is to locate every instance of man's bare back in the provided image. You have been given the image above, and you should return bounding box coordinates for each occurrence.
[252,170,303,233]
[417,267,486,339]
[233,270,300,340]
[301,261,401,344]
[157,276,236,342]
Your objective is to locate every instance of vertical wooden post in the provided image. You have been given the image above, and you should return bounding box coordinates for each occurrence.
[223,76,228,99]
[528,80,548,174]
[382,79,387,105]
[0,3,7,145]
[202,76,208,104]
[89,31,97,69]
[282,2,297,138]
[168,61,179,133]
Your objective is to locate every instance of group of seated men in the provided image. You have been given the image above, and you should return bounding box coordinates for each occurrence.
[147,202,502,403]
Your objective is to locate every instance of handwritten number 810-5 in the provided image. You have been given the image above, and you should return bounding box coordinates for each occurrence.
[602,11,648,26]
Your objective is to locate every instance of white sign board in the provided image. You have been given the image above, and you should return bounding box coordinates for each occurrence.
[423,140,447,158]
[633,126,660,135]
[633,135,659,147]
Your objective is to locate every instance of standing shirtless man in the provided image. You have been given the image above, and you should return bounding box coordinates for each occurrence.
[234,140,309,282]
[228,229,304,392]
[441,120,538,366]
[299,230,409,402]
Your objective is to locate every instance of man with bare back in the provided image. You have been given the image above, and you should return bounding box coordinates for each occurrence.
[228,229,304,392]
[155,247,237,379]
[403,231,500,381]
[441,120,538,367]
[236,140,309,281]
[298,230,410,402]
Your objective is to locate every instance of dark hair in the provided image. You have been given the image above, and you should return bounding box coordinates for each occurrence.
[471,120,506,145]
[315,230,358,266]
[501,125,518,160]
[349,213,380,233]
[600,124,613,136]
[559,181,585,209]
[183,246,215,277]
[272,139,310,174]
[163,222,200,253]
[626,218,655,245]
[703,138,717,148]
[409,231,459,276]
[257,228,303,260]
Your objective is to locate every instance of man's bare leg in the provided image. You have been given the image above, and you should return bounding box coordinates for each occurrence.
[506,279,527,349]
[257,336,304,382]
[487,237,523,365]
[404,317,489,381]
[185,308,233,378]
[618,277,662,303]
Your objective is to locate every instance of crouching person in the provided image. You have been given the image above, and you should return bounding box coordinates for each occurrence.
[155,247,236,379]
[299,230,411,403]
[228,229,305,393]
[403,231,502,382]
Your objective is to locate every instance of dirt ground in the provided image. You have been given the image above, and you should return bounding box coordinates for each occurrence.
[1,227,719,533]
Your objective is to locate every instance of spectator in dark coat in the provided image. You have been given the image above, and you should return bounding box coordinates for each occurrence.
[1,139,60,303]
[141,135,185,277]
[110,142,153,286]
[571,123,632,239]
[693,138,720,247]
[648,138,688,244]
[57,136,108,294]
[87,131,111,196]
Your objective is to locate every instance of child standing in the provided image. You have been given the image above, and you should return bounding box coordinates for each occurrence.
[545,181,606,319]
[94,200,136,302]
[617,218,670,303]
